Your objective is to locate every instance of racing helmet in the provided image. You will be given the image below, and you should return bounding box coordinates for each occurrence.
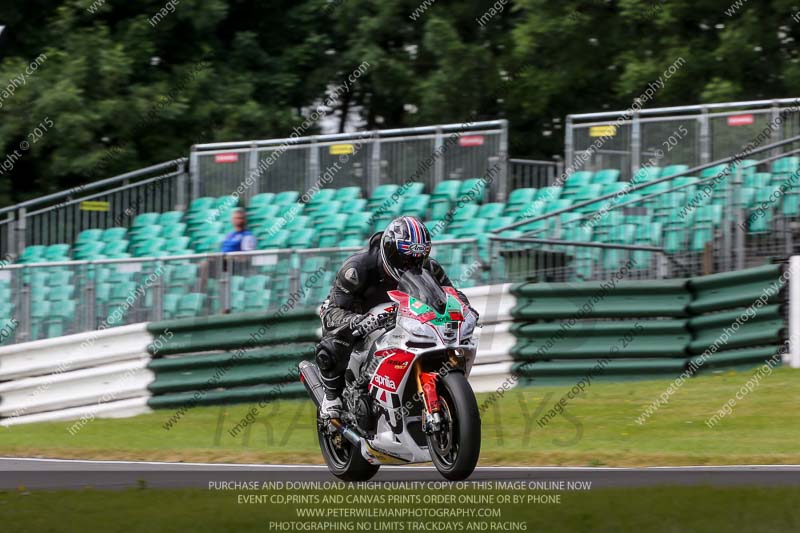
[380,216,432,281]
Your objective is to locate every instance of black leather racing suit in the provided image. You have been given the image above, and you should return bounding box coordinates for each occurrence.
[317,232,468,397]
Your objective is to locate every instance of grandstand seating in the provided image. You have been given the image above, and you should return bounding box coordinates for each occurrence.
[7,156,800,341]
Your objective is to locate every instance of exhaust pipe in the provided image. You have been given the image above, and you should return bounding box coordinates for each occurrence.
[299,360,324,408]
[299,361,367,451]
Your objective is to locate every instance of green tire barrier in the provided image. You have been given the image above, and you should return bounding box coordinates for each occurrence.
[511,279,690,319]
[510,320,689,360]
[145,309,319,410]
[509,263,788,384]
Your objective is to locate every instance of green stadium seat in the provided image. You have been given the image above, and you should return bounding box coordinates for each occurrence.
[477,202,505,219]
[279,215,309,231]
[431,180,461,203]
[307,188,337,205]
[189,197,216,213]
[563,171,592,192]
[401,195,430,218]
[632,166,661,184]
[261,229,290,249]
[102,241,130,257]
[132,213,161,229]
[158,211,184,226]
[46,269,73,287]
[367,184,400,209]
[273,191,301,205]
[745,172,771,189]
[215,195,240,211]
[342,213,373,239]
[76,229,103,246]
[98,227,127,243]
[175,293,207,318]
[247,192,275,210]
[244,275,268,292]
[333,186,362,201]
[160,223,187,239]
[277,203,304,218]
[660,165,689,177]
[164,236,192,254]
[592,169,620,184]
[130,225,163,242]
[47,285,74,301]
[339,198,368,214]
[74,241,106,260]
[318,214,350,247]
[162,293,181,319]
[700,164,730,179]
[504,188,537,216]
[192,234,223,253]
[457,178,487,204]
[287,229,316,248]
[43,244,70,261]
[244,290,270,312]
[771,157,800,174]
[132,238,167,257]
[429,201,453,222]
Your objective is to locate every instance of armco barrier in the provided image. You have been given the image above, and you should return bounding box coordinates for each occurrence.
[144,310,319,409]
[509,263,789,384]
[0,271,792,427]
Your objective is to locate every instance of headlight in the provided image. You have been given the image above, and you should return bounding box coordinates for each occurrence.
[399,316,436,339]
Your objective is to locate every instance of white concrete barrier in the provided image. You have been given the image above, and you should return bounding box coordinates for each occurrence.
[0,360,155,418]
[0,397,153,427]
[0,323,152,381]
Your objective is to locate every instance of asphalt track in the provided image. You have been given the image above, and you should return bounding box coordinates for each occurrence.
[2,458,800,490]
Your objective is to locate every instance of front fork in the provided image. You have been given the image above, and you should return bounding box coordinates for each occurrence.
[415,362,443,433]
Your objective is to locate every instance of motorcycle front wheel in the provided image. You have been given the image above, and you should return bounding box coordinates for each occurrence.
[318,419,380,482]
[426,371,481,481]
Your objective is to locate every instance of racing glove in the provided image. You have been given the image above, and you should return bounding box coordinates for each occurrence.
[351,312,394,337]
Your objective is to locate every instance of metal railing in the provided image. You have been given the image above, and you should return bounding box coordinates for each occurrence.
[0,159,188,258]
[0,239,486,346]
[492,134,800,279]
[190,121,511,202]
[567,97,800,179]
[509,158,563,189]
[487,235,668,283]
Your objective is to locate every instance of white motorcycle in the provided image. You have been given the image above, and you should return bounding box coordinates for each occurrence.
[299,269,481,481]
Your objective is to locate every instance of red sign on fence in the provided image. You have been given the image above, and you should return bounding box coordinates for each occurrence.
[214,153,240,163]
[727,114,755,126]
[459,135,485,147]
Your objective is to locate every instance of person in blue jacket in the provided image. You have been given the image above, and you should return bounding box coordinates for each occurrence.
[221,208,257,252]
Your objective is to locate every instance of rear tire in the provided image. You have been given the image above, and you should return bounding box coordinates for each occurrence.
[427,371,481,481]
[318,418,380,482]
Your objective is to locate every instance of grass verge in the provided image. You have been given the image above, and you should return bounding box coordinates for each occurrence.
[1,367,799,466]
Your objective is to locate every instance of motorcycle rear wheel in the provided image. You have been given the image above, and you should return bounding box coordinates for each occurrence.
[427,371,481,481]
[318,419,380,482]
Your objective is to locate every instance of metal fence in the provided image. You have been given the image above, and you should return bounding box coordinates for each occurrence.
[509,158,562,189]
[189,121,510,203]
[493,134,800,280]
[0,239,488,346]
[567,98,800,180]
[0,159,187,258]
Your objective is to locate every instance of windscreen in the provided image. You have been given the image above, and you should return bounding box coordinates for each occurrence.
[398,268,449,314]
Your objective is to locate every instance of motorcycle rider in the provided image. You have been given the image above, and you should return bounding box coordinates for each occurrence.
[317,215,476,419]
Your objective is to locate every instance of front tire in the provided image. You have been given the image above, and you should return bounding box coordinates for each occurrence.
[427,371,481,481]
[318,418,380,482]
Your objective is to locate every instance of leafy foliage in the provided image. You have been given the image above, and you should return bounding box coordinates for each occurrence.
[0,0,797,205]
